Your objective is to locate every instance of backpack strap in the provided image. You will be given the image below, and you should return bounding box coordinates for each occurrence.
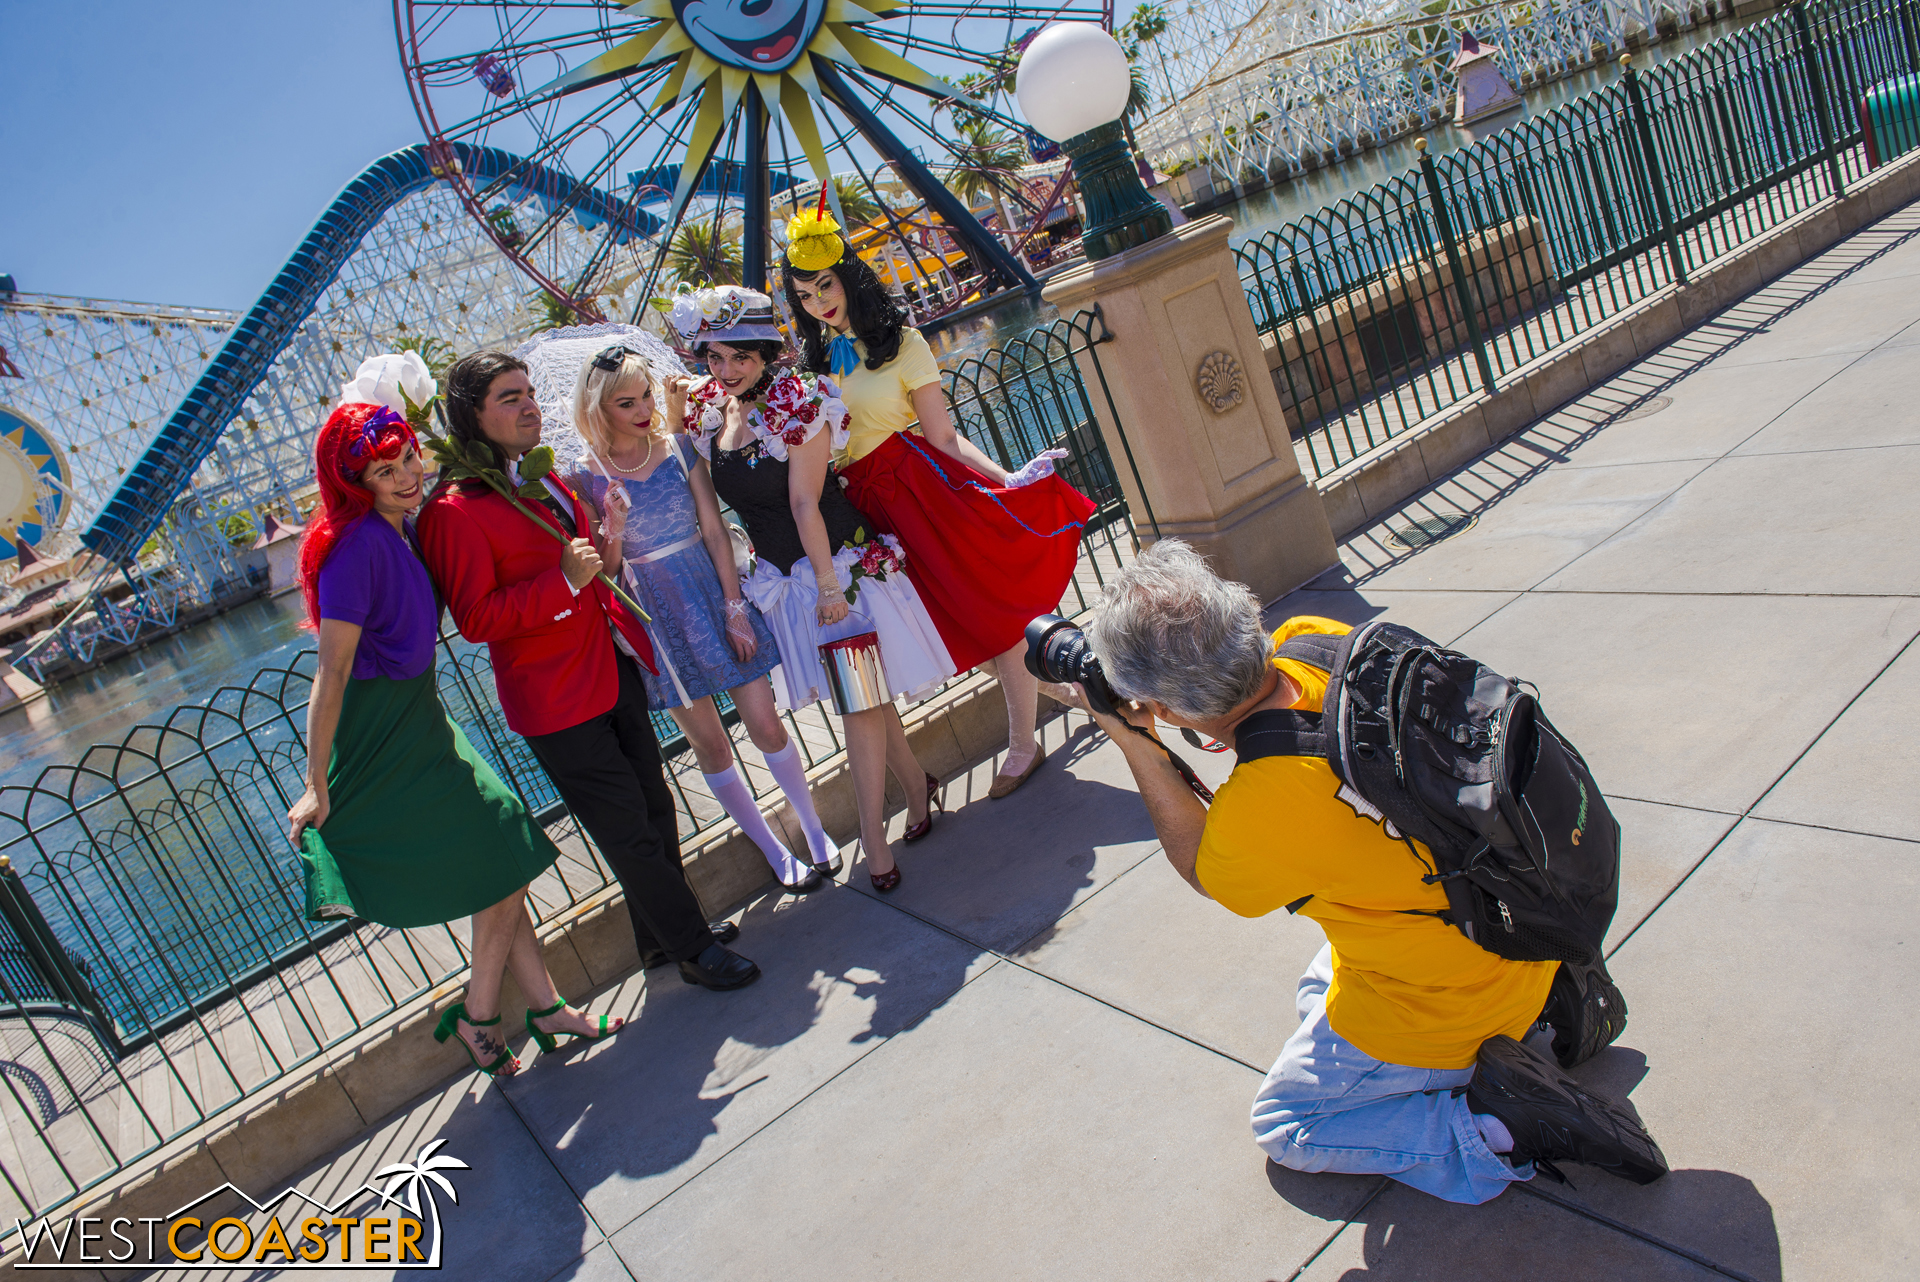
[1273,633,1342,672]
[1233,708,1329,761]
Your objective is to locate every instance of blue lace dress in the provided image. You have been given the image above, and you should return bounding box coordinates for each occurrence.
[576,437,780,711]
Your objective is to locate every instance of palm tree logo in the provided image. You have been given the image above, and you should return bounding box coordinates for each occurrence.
[374,1139,470,1268]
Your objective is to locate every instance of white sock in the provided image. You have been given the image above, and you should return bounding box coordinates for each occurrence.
[1474,1111,1515,1155]
[703,765,806,882]
[763,738,837,866]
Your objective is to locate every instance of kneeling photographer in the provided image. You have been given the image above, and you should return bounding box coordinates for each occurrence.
[1034,540,1667,1203]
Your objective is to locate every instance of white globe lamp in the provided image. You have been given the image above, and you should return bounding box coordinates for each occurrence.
[1015,24,1132,143]
[1015,23,1171,260]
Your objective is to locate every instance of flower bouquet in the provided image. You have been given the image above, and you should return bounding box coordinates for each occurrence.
[842,528,906,607]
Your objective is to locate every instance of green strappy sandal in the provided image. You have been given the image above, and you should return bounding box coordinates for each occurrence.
[433,1003,517,1077]
[525,996,621,1052]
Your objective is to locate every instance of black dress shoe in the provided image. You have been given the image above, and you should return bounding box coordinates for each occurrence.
[1467,1035,1667,1186]
[1541,959,1628,1069]
[779,865,827,893]
[641,920,741,970]
[678,943,761,990]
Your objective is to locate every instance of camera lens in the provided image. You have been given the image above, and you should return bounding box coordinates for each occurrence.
[1024,614,1119,716]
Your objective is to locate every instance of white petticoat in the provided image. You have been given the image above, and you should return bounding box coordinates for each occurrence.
[743,545,957,713]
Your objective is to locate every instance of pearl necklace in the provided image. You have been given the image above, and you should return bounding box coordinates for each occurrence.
[606,434,656,474]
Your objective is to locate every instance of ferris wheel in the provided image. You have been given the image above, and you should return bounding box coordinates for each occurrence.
[394,0,1108,323]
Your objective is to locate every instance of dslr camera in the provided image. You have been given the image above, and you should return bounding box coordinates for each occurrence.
[1024,615,1120,717]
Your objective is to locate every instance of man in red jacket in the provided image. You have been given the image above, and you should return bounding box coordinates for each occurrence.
[418,350,758,990]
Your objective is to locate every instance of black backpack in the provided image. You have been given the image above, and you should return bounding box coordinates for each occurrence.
[1234,621,1619,965]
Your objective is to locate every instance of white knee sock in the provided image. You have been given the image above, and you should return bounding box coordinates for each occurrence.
[762,739,837,866]
[703,765,806,882]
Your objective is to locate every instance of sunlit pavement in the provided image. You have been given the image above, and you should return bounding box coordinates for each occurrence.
[187,198,1920,1282]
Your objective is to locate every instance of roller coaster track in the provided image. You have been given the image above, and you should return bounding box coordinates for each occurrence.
[81,142,649,567]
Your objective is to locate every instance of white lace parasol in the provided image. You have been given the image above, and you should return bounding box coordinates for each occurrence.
[513,322,690,479]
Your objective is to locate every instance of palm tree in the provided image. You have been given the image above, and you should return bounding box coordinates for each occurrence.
[832,177,883,229]
[390,334,457,385]
[1121,2,1172,107]
[375,1140,470,1268]
[946,117,1027,238]
[527,290,584,334]
[665,216,743,287]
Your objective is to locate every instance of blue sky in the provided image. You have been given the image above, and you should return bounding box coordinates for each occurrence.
[2,1,421,311]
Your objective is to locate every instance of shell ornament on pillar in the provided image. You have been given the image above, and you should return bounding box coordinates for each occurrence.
[1196,351,1246,414]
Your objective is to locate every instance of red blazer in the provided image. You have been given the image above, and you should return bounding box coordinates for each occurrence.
[418,476,655,737]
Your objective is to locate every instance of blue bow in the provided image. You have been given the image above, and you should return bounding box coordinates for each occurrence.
[828,334,860,377]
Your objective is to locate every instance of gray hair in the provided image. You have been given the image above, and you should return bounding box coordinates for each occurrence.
[1085,539,1270,722]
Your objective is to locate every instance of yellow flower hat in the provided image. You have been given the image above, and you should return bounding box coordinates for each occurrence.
[784,187,847,273]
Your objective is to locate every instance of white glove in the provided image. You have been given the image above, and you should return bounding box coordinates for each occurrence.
[1006,449,1069,488]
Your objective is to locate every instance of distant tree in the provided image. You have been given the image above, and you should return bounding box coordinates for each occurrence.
[665,217,744,287]
[946,117,1027,236]
[527,290,585,334]
[1121,3,1172,107]
[832,177,883,228]
[390,334,457,385]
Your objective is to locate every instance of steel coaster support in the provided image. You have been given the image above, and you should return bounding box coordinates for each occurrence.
[744,83,770,293]
[811,60,1039,295]
[82,143,648,569]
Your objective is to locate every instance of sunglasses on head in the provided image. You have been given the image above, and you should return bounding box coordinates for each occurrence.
[590,344,639,373]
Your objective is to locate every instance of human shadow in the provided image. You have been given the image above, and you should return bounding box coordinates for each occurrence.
[879,718,1177,959]
[1260,1043,1782,1282]
[211,716,1199,1280]
[485,724,1127,1258]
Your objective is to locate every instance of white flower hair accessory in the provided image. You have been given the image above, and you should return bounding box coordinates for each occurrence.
[338,351,436,416]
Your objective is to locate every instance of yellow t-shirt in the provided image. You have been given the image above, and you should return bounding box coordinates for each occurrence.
[1195,617,1556,1070]
[835,326,943,465]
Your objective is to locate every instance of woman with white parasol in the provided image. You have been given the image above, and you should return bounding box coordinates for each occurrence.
[517,322,831,892]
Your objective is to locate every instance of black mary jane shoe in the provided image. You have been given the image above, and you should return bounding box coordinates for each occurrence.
[779,864,827,894]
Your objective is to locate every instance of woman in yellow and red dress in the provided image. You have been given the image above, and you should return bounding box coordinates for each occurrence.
[779,203,1095,799]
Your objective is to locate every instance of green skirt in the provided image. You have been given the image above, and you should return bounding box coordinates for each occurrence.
[299,670,559,928]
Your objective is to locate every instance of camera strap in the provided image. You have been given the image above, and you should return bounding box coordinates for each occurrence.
[1128,721,1214,804]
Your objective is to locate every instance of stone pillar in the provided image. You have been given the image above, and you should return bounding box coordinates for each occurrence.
[0,659,47,715]
[1044,214,1339,605]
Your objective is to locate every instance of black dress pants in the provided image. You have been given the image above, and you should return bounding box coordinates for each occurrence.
[525,656,715,962]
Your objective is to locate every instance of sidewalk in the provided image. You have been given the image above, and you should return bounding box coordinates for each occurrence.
[115,197,1920,1281]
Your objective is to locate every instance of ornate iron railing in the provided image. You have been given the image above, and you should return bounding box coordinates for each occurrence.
[0,308,1136,1225]
[1237,0,1920,479]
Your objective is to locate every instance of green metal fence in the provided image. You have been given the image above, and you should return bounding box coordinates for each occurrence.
[1238,0,1920,479]
[0,309,1138,1224]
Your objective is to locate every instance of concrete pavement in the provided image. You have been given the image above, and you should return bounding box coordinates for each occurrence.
[134,195,1920,1282]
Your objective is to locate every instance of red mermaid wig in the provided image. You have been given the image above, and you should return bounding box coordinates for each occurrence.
[296,403,419,628]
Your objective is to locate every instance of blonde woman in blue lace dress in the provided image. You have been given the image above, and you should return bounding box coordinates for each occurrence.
[528,330,840,892]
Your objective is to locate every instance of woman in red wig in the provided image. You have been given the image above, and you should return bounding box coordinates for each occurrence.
[289,354,623,1079]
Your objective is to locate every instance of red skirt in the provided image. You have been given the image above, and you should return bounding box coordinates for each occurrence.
[841,431,1096,671]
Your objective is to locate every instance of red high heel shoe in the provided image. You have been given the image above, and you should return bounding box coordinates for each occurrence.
[903,772,944,844]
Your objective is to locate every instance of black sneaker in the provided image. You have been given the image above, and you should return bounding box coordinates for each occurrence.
[1467,1034,1668,1185]
[1542,959,1629,1069]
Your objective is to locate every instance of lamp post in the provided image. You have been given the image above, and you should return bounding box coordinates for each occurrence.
[1016,24,1172,261]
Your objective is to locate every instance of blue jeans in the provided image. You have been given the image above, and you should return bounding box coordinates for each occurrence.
[1250,944,1533,1205]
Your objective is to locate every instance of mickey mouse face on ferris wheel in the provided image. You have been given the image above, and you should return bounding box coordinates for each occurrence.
[670,0,828,72]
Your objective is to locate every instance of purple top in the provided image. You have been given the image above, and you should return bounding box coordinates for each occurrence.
[316,515,439,681]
